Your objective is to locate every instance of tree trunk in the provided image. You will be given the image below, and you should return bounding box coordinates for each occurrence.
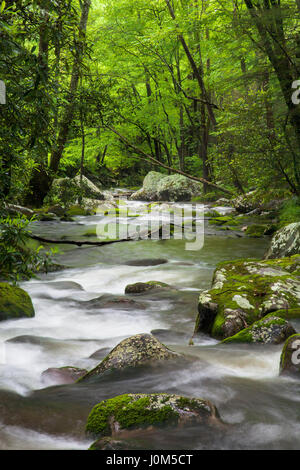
[50,0,91,176]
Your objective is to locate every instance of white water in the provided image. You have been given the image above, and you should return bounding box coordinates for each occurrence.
[1,199,299,449]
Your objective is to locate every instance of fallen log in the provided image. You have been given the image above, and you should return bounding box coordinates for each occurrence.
[27,227,161,247]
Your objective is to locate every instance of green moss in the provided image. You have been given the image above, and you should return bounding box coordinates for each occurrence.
[221,314,287,344]
[82,227,97,237]
[86,394,179,437]
[209,216,234,226]
[268,308,300,320]
[66,205,88,216]
[204,210,222,218]
[245,224,267,238]
[201,255,300,339]
[0,283,35,321]
[279,197,300,227]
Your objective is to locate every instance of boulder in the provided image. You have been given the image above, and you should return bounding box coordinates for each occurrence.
[78,333,180,381]
[232,191,258,214]
[156,174,202,202]
[194,255,300,340]
[222,314,296,344]
[125,281,175,295]
[0,283,35,321]
[245,224,268,238]
[130,172,167,201]
[279,334,300,377]
[265,222,300,259]
[41,366,87,385]
[86,393,223,440]
[130,171,202,202]
[48,175,106,206]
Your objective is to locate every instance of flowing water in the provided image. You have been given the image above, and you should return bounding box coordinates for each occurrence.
[1,197,300,450]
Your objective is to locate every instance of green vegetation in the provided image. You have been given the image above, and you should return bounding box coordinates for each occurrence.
[0,214,55,283]
[86,394,179,437]
[1,0,300,208]
[0,282,35,321]
[279,198,300,227]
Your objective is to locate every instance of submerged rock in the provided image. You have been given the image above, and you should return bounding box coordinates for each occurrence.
[222,314,296,344]
[194,255,300,340]
[265,222,300,259]
[122,258,168,267]
[125,281,175,295]
[41,366,87,385]
[279,334,300,377]
[78,333,180,381]
[0,283,35,322]
[80,294,146,311]
[86,393,223,441]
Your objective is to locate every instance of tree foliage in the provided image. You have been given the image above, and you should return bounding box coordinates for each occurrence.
[1,0,300,205]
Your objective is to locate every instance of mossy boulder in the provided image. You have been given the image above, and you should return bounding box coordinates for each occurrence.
[233,191,259,214]
[130,172,202,202]
[279,334,300,377]
[265,222,300,259]
[125,281,175,295]
[78,333,180,381]
[156,174,202,202]
[130,172,167,201]
[86,393,222,440]
[209,216,240,227]
[222,314,296,344]
[194,255,300,340]
[245,224,268,238]
[0,283,35,322]
[65,205,88,216]
[37,213,58,221]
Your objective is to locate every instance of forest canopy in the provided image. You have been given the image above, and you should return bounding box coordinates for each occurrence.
[0,0,300,206]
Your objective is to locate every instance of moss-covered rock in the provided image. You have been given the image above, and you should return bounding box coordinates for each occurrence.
[209,216,240,227]
[194,255,300,340]
[233,191,259,214]
[156,174,202,202]
[125,281,175,294]
[130,172,167,201]
[279,334,300,377]
[65,205,88,216]
[130,172,202,202]
[263,308,300,320]
[86,393,222,440]
[222,314,296,344]
[245,224,268,238]
[78,334,180,381]
[37,213,58,221]
[0,283,35,321]
[265,222,300,259]
[50,175,105,203]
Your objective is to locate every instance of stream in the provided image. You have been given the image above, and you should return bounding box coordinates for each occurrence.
[1,196,300,450]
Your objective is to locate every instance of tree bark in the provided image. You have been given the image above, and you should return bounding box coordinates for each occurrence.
[50,0,91,175]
